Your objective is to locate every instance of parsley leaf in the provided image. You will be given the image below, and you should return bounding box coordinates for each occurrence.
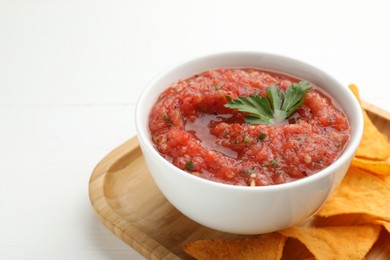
[224,81,311,125]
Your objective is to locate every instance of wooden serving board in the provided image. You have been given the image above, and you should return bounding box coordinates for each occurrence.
[89,101,390,260]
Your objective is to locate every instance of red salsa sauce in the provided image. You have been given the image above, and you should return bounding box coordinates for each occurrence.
[149,68,351,186]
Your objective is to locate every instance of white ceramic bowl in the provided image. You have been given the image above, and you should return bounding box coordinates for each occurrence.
[135,52,363,234]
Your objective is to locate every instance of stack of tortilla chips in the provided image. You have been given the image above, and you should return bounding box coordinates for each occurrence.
[183,85,390,259]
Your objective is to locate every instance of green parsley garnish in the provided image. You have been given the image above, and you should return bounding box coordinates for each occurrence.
[224,81,311,125]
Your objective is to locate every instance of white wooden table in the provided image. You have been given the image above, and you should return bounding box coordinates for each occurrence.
[1,1,389,259]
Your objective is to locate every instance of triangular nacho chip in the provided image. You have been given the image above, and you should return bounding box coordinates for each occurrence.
[348,84,362,104]
[379,173,390,186]
[349,84,390,160]
[364,217,390,234]
[375,219,390,233]
[352,157,390,175]
[279,225,381,259]
[183,233,285,260]
[317,166,390,220]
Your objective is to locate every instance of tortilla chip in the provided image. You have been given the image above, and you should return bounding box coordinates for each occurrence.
[352,157,390,175]
[183,233,285,260]
[348,84,362,103]
[357,112,390,160]
[363,216,390,233]
[317,166,390,220]
[380,174,390,186]
[349,84,390,160]
[375,219,390,233]
[279,225,381,259]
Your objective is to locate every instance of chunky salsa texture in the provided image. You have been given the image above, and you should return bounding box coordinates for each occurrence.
[149,68,350,186]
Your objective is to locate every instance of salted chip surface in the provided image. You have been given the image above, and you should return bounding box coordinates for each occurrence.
[349,84,390,160]
[317,166,390,220]
[352,157,390,176]
[182,233,285,260]
[279,225,381,259]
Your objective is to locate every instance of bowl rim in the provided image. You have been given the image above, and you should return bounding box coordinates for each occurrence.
[135,51,364,192]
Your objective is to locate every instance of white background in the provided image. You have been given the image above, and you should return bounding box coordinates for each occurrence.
[1,0,389,259]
